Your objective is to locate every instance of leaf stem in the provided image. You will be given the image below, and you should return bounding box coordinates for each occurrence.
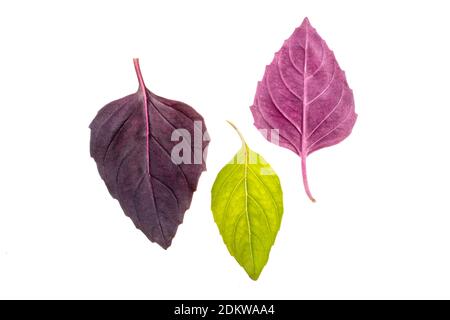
[227,121,249,165]
[226,121,246,147]
[301,156,316,202]
[133,58,146,89]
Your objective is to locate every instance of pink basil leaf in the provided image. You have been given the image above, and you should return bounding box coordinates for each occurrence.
[250,18,357,202]
[90,59,209,249]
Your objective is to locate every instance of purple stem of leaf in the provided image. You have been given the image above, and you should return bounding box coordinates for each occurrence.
[301,156,315,202]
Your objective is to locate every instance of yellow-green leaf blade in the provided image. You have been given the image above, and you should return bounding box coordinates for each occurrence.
[211,144,283,280]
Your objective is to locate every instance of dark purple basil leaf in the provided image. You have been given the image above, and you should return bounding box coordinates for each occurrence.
[90,59,209,249]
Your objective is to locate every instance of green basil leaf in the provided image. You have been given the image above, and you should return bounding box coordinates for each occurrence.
[211,122,284,280]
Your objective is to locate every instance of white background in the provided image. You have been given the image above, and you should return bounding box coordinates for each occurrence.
[1,0,449,299]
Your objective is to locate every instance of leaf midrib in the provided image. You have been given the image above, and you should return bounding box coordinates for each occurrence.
[243,145,256,278]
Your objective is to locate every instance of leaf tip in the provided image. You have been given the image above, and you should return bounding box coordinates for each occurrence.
[302,17,311,27]
[159,239,172,250]
[248,273,260,281]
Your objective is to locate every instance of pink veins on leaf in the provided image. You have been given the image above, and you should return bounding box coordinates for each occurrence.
[250,17,357,202]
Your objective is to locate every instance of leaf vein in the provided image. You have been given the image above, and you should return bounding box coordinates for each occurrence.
[219,178,245,231]
[305,62,336,107]
[151,175,180,212]
[307,85,345,139]
[247,165,281,220]
[287,38,305,76]
[253,105,300,153]
[102,108,137,164]
[248,194,273,234]
[150,134,191,189]
[212,165,241,203]
[265,73,303,136]
[308,103,354,150]
[306,40,325,80]
[276,55,304,103]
